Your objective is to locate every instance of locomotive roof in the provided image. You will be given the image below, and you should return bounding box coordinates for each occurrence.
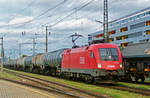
[65,43,119,53]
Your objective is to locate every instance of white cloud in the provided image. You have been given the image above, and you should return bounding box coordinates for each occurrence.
[137,0,149,4]
[53,18,100,32]
[0,22,7,26]
[0,0,149,57]
[8,16,33,25]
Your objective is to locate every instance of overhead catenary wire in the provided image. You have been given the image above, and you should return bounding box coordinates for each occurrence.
[4,0,97,57]
[0,0,37,28]
[15,0,95,46]
[44,0,95,28]
[30,0,90,29]
[9,0,94,35]
[0,0,68,29]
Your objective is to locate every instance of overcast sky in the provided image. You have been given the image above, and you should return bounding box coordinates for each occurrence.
[0,0,150,58]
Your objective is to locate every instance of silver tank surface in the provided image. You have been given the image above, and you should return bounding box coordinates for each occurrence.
[32,53,45,66]
[24,56,33,66]
[4,59,15,66]
[16,57,26,66]
[44,48,66,67]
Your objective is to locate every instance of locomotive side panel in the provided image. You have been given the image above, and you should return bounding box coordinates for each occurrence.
[62,43,124,81]
[62,47,94,70]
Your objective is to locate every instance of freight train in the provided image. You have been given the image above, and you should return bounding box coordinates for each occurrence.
[122,42,150,82]
[4,43,124,83]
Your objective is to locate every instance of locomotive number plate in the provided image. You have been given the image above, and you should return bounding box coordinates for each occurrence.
[108,65,115,68]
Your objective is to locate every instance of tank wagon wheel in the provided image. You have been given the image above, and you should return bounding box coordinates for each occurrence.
[32,67,40,74]
[50,69,56,76]
[24,68,28,72]
[43,69,50,75]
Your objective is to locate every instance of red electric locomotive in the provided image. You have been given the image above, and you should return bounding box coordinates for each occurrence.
[61,43,124,82]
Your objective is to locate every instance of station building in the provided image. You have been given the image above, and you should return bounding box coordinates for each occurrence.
[88,7,150,47]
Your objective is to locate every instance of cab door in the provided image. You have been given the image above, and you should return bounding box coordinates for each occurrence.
[88,50,97,69]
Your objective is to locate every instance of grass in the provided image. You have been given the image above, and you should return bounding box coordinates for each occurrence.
[3,68,150,98]
[0,71,22,81]
[117,82,150,90]
[145,78,150,82]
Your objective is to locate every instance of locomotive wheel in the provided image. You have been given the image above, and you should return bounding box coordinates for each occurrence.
[85,75,94,84]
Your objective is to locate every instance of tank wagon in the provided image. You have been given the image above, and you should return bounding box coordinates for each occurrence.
[43,49,66,75]
[24,56,34,72]
[32,53,45,73]
[3,58,10,68]
[122,42,150,82]
[7,59,17,69]
[4,43,124,82]
[16,57,26,70]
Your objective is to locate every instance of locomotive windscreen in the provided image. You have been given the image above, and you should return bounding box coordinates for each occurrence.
[99,48,119,61]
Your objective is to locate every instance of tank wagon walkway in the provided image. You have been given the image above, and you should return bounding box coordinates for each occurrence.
[0,79,56,98]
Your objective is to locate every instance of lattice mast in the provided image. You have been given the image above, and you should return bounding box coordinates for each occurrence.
[103,0,109,43]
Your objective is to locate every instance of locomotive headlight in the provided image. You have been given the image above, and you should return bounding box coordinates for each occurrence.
[98,63,102,68]
[120,63,123,68]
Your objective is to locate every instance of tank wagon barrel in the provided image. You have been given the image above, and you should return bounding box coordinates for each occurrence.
[32,53,45,73]
[16,57,26,70]
[43,48,67,75]
[3,58,12,68]
[32,53,45,65]
[44,49,66,67]
[24,56,34,72]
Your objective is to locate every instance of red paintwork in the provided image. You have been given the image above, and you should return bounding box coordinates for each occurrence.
[62,43,123,71]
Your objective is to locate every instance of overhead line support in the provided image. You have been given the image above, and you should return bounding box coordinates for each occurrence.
[103,0,109,43]
[0,37,4,72]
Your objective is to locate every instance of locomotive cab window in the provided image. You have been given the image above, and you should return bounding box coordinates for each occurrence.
[90,51,95,58]
[99,48,119,61]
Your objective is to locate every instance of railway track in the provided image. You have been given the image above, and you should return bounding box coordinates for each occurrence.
[97,83,150,96]
[3,69,108,98]
[4,69,150,97]
[124,81,150,85]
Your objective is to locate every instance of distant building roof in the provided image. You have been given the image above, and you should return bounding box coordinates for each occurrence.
[110,7,150,23]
